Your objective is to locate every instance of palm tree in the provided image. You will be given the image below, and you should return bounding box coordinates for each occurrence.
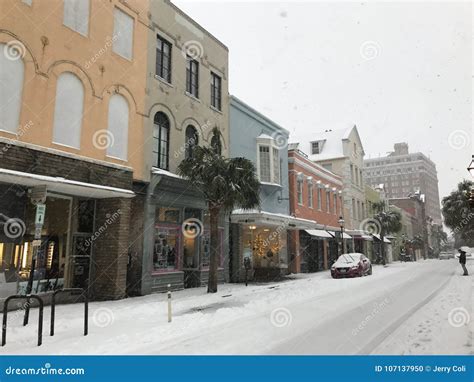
[373,201,402,265]
[430,224,448,256]
[442,180,474,247]
[178,128,261,293]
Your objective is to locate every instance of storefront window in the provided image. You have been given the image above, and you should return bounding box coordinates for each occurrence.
[153,226,180,271]
[243,226,287,268]
[183,208,201,268]
[77,199,95,233]
[156,207,180,224]
[1,196,70,296]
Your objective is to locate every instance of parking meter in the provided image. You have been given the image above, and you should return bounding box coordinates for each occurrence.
[243,257,251,286]
[244,257,251,270]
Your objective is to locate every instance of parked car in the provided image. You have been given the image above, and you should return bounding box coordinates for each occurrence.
[439,252,455,260]
[331,253,372,279]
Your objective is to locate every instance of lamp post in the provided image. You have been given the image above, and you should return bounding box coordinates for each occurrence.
[338,216,345,257]
[468,156,474,208]
[468,155,474,177]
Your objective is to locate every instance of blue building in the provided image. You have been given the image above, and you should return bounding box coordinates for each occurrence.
[229,96,314,282]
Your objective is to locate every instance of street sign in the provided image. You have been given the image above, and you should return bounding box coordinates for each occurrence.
[35,204,46,225]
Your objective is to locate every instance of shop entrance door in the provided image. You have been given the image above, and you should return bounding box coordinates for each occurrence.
[70,199,96,289]
[71,234,91,289]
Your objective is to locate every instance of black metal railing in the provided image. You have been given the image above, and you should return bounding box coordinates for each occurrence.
[50,288,88,337]
[2,294,44,347]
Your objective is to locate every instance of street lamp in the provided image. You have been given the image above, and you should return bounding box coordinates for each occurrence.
[468,156,474,208]
[468,155,474,178]
[338,216,345,257]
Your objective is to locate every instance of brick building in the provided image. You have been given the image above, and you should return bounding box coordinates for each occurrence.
[389,193,429,259]
[287,144,345,272]
[364,143,442,225]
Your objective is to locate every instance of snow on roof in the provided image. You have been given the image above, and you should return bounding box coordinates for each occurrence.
[291,126,356,162]
[151,168,184,180]
[257,133,274,140]
[0,168,135,198]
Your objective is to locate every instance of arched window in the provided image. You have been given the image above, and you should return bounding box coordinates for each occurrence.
[52,72,84,148]
[185,125,198,159]
[0,43,25,133]
[107,94,129,160]
[153,112,170,170]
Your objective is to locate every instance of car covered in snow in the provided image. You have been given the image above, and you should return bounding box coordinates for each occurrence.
[439,251,455,260]
[331,253,372,278]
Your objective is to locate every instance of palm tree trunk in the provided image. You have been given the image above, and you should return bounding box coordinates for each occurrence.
[208,205,220,293]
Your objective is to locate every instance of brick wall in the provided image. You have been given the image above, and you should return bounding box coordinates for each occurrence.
[91,198,131,300]
[0,143,132,189]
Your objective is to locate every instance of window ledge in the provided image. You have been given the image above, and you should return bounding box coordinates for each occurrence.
[154,75,173,88]
[260,181,282,188]
[52,141,80,151]
[185,91,201,103]
[210,105,223,114]
[111,50,133,63]
[62,23,89,38]
[106,154,127,162]
[0,128,18,136]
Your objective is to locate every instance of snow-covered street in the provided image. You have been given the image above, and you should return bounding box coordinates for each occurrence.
[1,260,472,355]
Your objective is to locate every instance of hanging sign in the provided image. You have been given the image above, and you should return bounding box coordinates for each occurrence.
[35,203,46,225]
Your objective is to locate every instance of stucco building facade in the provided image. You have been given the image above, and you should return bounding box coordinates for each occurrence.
[229,97,314,282]
[127,0,231,295]
[293,126,367,231]
[0,0,149,300]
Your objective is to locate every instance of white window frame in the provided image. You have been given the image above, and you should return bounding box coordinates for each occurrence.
[326,187,330,213]
[258,145,271,183]
[310,140,324,155]
[317,184,322,211]
[256,135,283,185]
[297,176,304,206]
[307,180,313,208]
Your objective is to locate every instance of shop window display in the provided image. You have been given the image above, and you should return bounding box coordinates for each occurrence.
[153,226,179,271]
[243,226,287,268]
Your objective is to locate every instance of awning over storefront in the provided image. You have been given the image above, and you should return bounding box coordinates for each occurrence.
[326,231,352,239]
[305,229,333,239]
[231,209,316,230]
[347,230,373,241]
[0,168,135,199]
[372,234,391,243]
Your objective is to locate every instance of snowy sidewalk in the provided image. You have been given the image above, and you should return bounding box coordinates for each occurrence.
[0,260,469,355]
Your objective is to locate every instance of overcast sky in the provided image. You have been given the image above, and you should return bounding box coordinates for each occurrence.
[175,0,473,200]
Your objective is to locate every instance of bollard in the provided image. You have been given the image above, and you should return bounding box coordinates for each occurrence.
[167,284,172,323]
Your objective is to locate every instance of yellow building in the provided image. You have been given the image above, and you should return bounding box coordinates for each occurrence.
[0,0,149,300]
